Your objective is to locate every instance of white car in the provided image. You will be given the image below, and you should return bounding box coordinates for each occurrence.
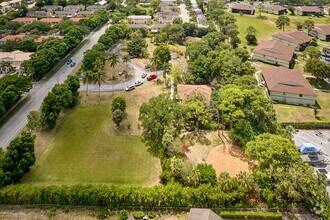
[125,85,135,91]
[135,81,143,87]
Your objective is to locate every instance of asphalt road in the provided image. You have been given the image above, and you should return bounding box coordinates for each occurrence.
[0,23,110,149]
[179,3,190,23]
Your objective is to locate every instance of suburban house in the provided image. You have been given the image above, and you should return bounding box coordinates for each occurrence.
[272,30,312,51]
[177,84,212,104]
[70,17,82,22]
[127,24,149,29]
[261,66,317,105]
[150,23,166,33]
[127,15,152,24]
[0,0,23,13]
[161,5,177,12]
[231,3,255,15]
[76,11,94,18]
[296,6,322,16]
[86,5,106,11]
[26,11,48,18]
[34,35,64,43]
[11,17,37,24]
[54,11,75,18]
[252,40,295,68]
[264,5,287,15]
[64,5,85,12]
[188,208,223,220]
[40,18,63,24]
[42,5,63,11]
[309,25,330,41]
[160,1,177,7]
[0,34,26,44]
[156,12,179,24]
[0,50,32,74]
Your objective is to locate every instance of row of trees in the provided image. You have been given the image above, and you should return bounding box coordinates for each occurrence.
[112,96,126,127]
[0,75,32,119]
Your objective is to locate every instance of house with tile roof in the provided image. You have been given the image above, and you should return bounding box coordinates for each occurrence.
[309,25,330,41]
[261,66,317,105]
[177,84,212,104]
[34,35,64,43]
[26,10,48,18]
[231,3,255,15]
[86,5,106,11]
[40,18,63,24]
[54,11,75,17]
[64,5,85,12]
[272,30,312,51]
[128,15,152,24]
[264,5,287,15]
[252,40,295,68]
[296,6,322,16]
[156,12,179,24]
[12,17,37,24]
[0,50,32,73]
[0,34,26,44]
[76,11,94,18]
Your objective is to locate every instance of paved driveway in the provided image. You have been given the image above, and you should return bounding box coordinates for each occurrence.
[293,130,330,194]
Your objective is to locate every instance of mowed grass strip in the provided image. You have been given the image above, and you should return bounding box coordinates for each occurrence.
[23,84,163,185]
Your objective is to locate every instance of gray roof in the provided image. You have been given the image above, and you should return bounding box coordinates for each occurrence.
[54,11,74,14]
[188,208,223,220]
[151,23,167,29]
[42,5,62,8]
[77,11,94,14]
[65,5,84,8]
[127,24,149,28]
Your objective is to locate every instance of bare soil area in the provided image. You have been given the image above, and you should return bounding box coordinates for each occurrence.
[103,62,133,84]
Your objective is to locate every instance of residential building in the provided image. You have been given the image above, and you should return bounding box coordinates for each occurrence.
[252,40,295,68]
[296,6,322,16]
[76,11,94,18]
[177,84,212,104]
[54,11,75,18]
[309,25,330,41]
[156,12,179,24]
[0,50,32,74]
[261,66,317,105]
[86,5,106,11]
[231,3,255,15]
[27,10,48,18]
[40,18,63,24]
[264,5,287,15]
[34,35,64,43]
[160,1,177,7]
[150,23,166,33]
[42,5,63,11]
[188,208,223,220]
[161,5,177,12]
[127,24,149,29]
[11,17,37,24]
[272,30,312,51]
[0,34,26,44]
[127,15,152,24]
[64,5,85,12]
[70,17,82,22]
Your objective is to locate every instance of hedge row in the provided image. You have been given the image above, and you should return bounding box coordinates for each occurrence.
[220,211,282,219]
[281,122,330,129]
[0,184,246,208]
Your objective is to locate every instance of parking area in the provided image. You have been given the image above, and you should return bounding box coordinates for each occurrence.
[293,130,330,195]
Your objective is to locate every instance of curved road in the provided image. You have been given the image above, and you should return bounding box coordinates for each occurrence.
[0,23,110,149]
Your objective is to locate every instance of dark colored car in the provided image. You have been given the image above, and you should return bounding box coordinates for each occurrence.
[70,62,76,67]
[66,58,73,65]
[147,73,157,81]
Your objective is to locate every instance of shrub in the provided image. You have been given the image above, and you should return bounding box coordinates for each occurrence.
[132,211,145,219]
[118,210,128,220]
[148,211,156,219]
[220,211,282,219]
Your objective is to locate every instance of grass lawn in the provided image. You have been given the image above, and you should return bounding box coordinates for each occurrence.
[307,78,330,90]
[23,83,164,185]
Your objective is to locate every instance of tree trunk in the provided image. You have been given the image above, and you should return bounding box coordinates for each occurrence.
[86,83,89,96]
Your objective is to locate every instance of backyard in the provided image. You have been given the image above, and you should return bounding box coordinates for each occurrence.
[22,83,164,185]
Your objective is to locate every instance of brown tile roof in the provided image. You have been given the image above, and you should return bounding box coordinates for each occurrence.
[0,34,26,42]
[272,30,312,44]
[177,84,212,103]
[40,18,62,23]
[0,50,32,67]
[70,17,82,22]
[296,6,321,12]
[253,40,295,61]
[231,3,255,11]
[312,25,330,36]
[34,35,64,42]
[12,17,37,22]
[264,5,287,11]
[261,66,317,96]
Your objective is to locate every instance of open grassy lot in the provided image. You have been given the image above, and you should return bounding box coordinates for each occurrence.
[23,83,164,185]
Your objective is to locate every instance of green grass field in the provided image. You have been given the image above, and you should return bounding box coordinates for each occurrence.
[23,91,161,185]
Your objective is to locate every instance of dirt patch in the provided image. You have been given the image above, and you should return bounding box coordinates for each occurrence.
[103,62,133,84]
[206,132,249,177]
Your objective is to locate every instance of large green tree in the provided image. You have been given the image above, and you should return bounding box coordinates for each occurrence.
[152,44,171,69]
[275,15,290,32]
[127,37,147,58]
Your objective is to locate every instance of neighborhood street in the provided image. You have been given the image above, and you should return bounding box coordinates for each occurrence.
[0,23,110,149]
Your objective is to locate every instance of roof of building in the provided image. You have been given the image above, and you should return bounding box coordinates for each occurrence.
[86,5,106,8]
[40,18,63,23]
[54,10,75,14]
[296,6,321,12]
[264,5,287,11]
[12,17,37,22]
[42,5,62,8]
[127,15,152,19]
[253,40,295,61]
[261,66,317,96]
[0,34,26,42]
[0,50,32,63]
[177,84,212,103]
[188,208,223,220]
[231,3,255,11]
[157,11,179,18]
[77,10,94,14]
[70,17,82,22]
[28,10,47,14]
[272,30,312,45]
[34,35,64,42]
[151,23,167,28]
[127,24,149,28]
[64,5,84,8]
[312,25,330,35]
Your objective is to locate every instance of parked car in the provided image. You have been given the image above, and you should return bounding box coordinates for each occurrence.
[135,80,143,87]
[66,58,73,65]
[141,73,147,78]
[70,62,76,67]
[147,73,157,81]
[125,85,135,91]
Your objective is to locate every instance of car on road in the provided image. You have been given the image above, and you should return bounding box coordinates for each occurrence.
[125,85,135,91]
[147,73,157,81]
[135,81,143,87]
[66,58,73,65]
[141,73,147,78]
[70,62,76,67]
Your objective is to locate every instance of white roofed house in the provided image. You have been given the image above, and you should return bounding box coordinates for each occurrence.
[0,50,32,74]
[127,15,152,24]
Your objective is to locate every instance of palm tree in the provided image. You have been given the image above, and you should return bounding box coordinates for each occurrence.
[0,61,14,74]
[122,54,131,65]
[81,70,94,96]
[107,53,119,73]
[93,70,105,97]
